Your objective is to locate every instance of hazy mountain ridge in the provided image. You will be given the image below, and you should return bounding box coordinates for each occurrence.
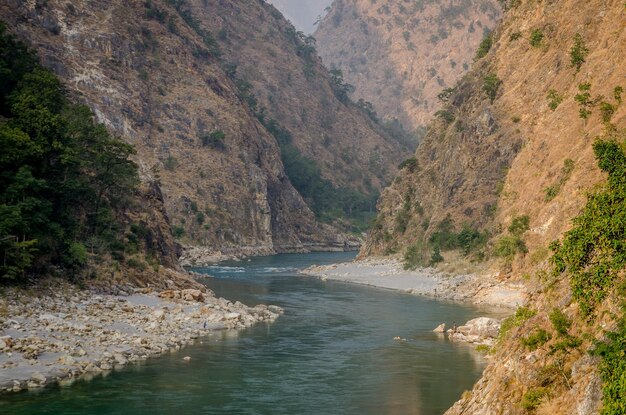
[315,0,501,132]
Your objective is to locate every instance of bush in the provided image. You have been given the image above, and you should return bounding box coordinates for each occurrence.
[521,387,548,411]
[549,309,571,336]
[547,89,564,111]
[508,215,530,237]
[494,235,527,259]
[475,32,493,60]
[574,82,593,119]
[172,226,185,238]
[201,130,226,149]
[509,31,522,41]
[483,74,501,103]
[521,329,551,350]
[550,136,626,316]
[398,157,418,172]
[569,33,588,72]
[499,306,536,342]
[403,242,428,270]
[529,29,544,47]
[430,246,444,265]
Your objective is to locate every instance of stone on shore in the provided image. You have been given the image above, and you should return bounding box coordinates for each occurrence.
[433,323,446,333]
[450,317,501,345]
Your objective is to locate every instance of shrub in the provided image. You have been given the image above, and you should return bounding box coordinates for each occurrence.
[569,33,588,72]
[499,306,536,342]
[398,157,418,172]
[483,74,501,103]
[600,102,616,124]
[430,246,444,265]
[494,235,527,259]
[549,309,572,336]
[550,136,626,316]
[614,86,623,104]
[509,31,522,41]
[404,242,427,270]
[529,29,544,47]
[475,32,493,60]
[201,130,226,149]
[172,226,185,238]
[435,109,455,124]
[547,89,564,111]
[593,315,626,415]
[521,387,548,411]
[574,82,593,119]
[544,159,575,201]
[521,329,551,350]
[508,215,530,237]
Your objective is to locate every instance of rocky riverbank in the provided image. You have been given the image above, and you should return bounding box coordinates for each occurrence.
[0,280,282,393]
[301,257,526,309]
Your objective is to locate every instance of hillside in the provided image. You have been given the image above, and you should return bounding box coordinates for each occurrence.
[200,0,410,225]
[360,0,625,413]
[0,0,406,258]
[315,0,501,133]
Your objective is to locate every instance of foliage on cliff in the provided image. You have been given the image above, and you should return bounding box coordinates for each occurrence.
[0,23,139,280]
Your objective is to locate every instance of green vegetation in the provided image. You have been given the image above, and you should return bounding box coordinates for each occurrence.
[569,33,588,72]
[593,315,626,415]
[475,32,493,60]
[200,130,226,149]
[483,73,501,103]
[574,82,593,119]
[509,31,522,41]
[262,118,376,231]
[549,309,572,336]
[329,69,355,104]
[529,29,544,47]
[546,89,564,111]
[521,329,551,350]
[550,136,625,316]
[403,215,489,270]
[521,387,548,411]
[499,306,536,343]
[543,158,575,201]
[398,157,418,172]
[494,215,530,260]
[164,0,220,57]
[434,109,455,125]
[0,24,139,280]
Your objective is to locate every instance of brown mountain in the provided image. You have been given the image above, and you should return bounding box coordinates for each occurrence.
[315,0,501,133]
[361,0,625,413]
[0,0,407,258]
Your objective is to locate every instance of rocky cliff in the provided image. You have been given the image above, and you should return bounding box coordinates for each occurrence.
[361,0,625,413]
[315,0,501,132]
[201,0,409,201]
[0,0,402,257]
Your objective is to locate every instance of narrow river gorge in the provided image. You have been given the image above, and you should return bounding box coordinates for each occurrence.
[1,253,503,415]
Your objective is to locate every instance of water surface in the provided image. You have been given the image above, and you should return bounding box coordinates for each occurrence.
[0,252,495,415]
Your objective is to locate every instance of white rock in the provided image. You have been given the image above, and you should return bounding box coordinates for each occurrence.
[183,356,191,361]
[433,323,446,333]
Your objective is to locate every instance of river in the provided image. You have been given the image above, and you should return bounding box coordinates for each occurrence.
[0,252,497,415]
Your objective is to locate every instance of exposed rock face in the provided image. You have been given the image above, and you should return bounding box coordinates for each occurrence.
[0,0,393,257]
[315,0,501,131]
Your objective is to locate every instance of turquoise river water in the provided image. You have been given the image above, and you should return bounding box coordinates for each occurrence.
[0,252,499,415]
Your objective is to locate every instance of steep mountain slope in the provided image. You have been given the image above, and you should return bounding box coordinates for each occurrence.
[0,0,398,257]
[200,0,409,211]
[315,0,501,132]
[361,0,625,413]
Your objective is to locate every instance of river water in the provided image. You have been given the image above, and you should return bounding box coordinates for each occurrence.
[0,252,497,415]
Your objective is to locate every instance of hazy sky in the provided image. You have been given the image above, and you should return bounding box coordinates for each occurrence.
[266,0,333,34]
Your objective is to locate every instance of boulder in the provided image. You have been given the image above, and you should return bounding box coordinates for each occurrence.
[433,323,446,333]
[181,289,204,302]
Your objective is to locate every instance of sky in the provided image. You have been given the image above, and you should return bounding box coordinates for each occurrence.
[266,0,334,34]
